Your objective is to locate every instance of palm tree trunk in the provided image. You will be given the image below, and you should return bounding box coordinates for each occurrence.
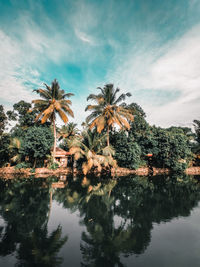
[33,158,37,168]
[107,126,110,146]
[53,115,56,162]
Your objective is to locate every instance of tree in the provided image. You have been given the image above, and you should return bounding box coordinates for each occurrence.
[150,127,192,172]
[7,100,40,139]
[111,131,143,169]
[85,84,134,146]
[68,130,117,175]
[0,105,10,166]
[9,137,22,164]
[20,126,54,167]
[0,105,7,136]
[58,122,79,140]
[0,134,10,167]
[193,120,200,153]
[58,122,80,151]
[32,79,74,160]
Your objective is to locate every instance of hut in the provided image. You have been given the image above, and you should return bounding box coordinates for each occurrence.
[55,147,72,167]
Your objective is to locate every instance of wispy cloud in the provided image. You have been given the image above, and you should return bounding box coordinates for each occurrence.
[109,24,200,127]
[1,0,200,128]
[75,29,95,45]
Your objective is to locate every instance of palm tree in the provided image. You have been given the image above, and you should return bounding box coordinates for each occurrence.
[9,137,22,164]
[85,84,134,146]
[58,122,79,141]
[32,79,74,160]
[68,130,117,175]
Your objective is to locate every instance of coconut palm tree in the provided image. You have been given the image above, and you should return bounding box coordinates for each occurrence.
[68,130,117,175]
[9,137,22,164]
[58,122,80,141]
[85,84,134,146]
[32,79,74,160]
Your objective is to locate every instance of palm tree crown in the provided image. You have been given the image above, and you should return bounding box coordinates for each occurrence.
[58,122,79,140]
[32,79,74,124]
[68,130,117,175]
[85,84,134,146]
[32,79,74,160]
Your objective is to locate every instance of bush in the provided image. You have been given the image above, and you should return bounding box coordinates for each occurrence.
[15,162,31,169]
[111,132,143,169]
[48,162,59,170]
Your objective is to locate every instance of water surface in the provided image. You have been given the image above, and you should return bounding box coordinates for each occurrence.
[0,174,200,266]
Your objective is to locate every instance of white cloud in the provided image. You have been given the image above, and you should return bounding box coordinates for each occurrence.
[0,11,73,108]
[75,29,95,45]
[110,24,200,127]
[0,30,37,106]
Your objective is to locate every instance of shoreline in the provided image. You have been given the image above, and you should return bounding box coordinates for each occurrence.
[0,166,200,179]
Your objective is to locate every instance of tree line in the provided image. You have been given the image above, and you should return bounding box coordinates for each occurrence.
[0,79,199,173]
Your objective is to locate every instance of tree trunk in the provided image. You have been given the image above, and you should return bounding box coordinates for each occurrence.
[33,158,37,168]
[53,115,56,162]
[107,126,110,147]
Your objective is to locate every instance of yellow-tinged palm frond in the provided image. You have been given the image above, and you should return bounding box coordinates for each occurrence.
[32,79,74,125]
[86,150,93,160]
[74,152,82,161]
[117,115,131,130]
[41,105,54,123]
[57,109,68,124]
[9,137,21,150]
[88,158,94,169]
[82,162,90,175]
[86,84,133,146]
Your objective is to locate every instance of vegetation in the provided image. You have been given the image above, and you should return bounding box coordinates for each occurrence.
[0,80,199,172]
[85,84,134,146]
[20,126,54,168]
[68,130,117,174]
[32,79,74,161]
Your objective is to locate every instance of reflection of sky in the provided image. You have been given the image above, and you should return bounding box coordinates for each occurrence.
[48,200,200,267]
[1,186,200,266]
[121,205,200,266]
[48,201,85,267]
[0,0,200,127]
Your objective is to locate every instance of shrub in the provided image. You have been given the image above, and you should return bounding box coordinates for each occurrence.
[48,162,59,170]
[15,162,31,169]
[111,132,143,169]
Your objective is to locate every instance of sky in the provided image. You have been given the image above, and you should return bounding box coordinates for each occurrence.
[0,0,200,128]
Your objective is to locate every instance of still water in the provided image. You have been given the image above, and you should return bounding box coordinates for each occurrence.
[0,174,200,267]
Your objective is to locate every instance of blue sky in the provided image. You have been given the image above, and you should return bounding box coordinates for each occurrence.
[0,0,200,127]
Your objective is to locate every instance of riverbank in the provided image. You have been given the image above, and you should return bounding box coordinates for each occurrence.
[0,166,200,179]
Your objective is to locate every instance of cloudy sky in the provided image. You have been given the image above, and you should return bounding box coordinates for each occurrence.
[0,0,200,128]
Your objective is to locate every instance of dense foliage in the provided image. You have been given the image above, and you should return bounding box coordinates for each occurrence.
[20,126,54,167]
[110,103,193,171]
[0,81,199,172]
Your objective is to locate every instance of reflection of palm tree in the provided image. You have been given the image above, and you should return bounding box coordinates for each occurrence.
[85,84,133,146]
[16,225,67,267]
[32,79,74,160]
[0,178,53,257]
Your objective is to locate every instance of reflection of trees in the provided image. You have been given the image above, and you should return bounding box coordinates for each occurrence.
[54,174,200,266]
[16,225,67,267]
[0,177,67,266]
[1,174,199,266]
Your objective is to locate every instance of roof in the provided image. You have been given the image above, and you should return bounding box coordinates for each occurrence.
[54,147,72,157]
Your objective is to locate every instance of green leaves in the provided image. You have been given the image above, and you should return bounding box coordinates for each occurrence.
[20,126,54,166]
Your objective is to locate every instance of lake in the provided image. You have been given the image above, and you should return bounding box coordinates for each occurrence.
[0,174,200,267]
